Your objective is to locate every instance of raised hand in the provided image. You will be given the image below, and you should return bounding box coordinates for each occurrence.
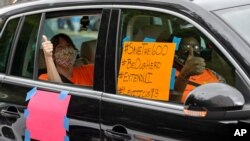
[42,35,53,57]
[180,47,206,78]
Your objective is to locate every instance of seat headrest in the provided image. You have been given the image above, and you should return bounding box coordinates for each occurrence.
[134,25,168,41]
[80,40,97,64]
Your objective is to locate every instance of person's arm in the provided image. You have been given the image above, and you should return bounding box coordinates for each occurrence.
[171,73,190,102]
[42,35,62,83]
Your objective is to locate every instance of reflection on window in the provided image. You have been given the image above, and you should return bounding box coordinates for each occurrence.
[11,14,41,78]
[0,18,20,73]
[216,5,250,45]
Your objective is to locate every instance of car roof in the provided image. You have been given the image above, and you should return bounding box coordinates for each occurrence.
[191,0,250,11]
[1,0,250,15]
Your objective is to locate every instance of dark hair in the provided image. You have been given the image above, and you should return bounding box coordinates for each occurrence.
[50,33,77,54]
[170,28,213,61]
[168,28,200,43]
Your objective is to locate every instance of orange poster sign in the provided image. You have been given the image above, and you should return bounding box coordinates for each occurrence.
[118,42,176,101]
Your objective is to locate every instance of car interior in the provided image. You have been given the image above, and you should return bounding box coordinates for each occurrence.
[37,13,100,86]
[119,10,236,102]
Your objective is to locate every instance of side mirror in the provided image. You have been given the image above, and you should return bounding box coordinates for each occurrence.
[184,83,249,120]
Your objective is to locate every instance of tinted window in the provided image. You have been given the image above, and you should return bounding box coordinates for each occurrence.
[0,18,20,73]
[11,14,41,78]
[215,5,250,46]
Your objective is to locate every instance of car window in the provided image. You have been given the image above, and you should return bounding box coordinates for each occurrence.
[39,11,101,88]
[116,9,235,103]
[215,5,250,46]
[11,14,41,78]
[0,18,4,32]
[0,18,20,73]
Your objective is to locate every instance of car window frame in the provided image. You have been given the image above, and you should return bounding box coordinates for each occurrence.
[37,9,102,88]
[1,5,112,93]
[104,5,250,112]
[0,16,21,74]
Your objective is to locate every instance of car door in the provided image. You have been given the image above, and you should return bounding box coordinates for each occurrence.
[100,5,250,141]
[0,6,111,141]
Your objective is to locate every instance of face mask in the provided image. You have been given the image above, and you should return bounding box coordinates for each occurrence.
[54,47,77,68]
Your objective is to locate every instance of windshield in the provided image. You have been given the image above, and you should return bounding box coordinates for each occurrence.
[215,5,250,45]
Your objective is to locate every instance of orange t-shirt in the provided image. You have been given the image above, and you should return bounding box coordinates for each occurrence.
[176,69,220,103]
[39,64,94,86]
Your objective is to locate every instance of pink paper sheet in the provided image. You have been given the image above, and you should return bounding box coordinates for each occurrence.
[26,90,71,141]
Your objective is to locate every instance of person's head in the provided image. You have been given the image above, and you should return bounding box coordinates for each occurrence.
[51,33,78,68]
[178,36,200,58]
[171,29,201,61]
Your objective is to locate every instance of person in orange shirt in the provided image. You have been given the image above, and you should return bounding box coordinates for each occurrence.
[171,32,225,103]
[39,33,94,86]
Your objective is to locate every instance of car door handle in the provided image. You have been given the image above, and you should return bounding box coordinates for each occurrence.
[0,109,20,118]
[105,129,131,140]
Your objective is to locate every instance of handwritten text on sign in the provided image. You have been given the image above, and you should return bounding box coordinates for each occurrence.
[118,42,175,101]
